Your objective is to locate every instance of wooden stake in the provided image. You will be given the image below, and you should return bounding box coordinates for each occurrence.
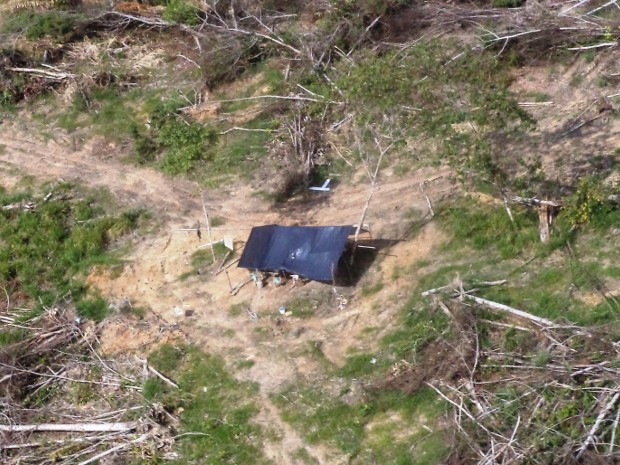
[225,270,233,292]
[216,258,240,276]
[538,204,551,243]
[201,193,216,263]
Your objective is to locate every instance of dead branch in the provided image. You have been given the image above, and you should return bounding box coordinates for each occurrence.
[420,182,435,217]
[0,422,137,433]
[0,432,126,450]
[463,294,555,327]
[218,126,271,135]
[208,94,324,104]
[7,67,75,80]
[147,365,179,390]
[215,258,240,276]
[422,280,507,297]
[511,197,560,207]
[231,277,253,296]
[576,389,620,458]
[77,433,148,465]
[201,12,304,57]
[351,131,396,262]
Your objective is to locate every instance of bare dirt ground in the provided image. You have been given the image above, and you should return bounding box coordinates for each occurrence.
[509,54,620,186]
[0,116,454,464]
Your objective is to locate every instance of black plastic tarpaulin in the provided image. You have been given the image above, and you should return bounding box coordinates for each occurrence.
[238,225,354,281]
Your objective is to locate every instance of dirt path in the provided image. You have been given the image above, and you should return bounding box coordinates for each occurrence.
[0,118,454,464]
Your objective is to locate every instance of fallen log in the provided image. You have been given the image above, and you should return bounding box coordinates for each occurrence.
[0,422,136,433]
[512,196,560,207]
[462,294,554,327]
[7,67,75,80]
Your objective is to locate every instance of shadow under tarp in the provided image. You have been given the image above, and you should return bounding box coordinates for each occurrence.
[333,238,401,286]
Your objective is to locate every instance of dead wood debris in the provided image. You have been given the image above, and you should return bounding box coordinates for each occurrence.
[0,306,179,465]
[397,279,620,464]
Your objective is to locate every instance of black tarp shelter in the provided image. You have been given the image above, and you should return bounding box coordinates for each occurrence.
[238,225,353,281]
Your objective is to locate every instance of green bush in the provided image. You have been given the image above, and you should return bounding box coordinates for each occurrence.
[560,176,619,227]
[133,100,218,174]
[163,0,203,26]
[158,118,217,174]
[76,295,109,322]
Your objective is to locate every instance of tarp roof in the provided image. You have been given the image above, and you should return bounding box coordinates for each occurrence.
[238,225,353,281]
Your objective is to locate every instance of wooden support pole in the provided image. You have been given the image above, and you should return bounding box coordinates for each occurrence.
[201,193,216,263]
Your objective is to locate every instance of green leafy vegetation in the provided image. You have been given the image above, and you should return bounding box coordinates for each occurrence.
[3,10,83,40]
[0,185,146,316]
[560,175,619,227]
[492,0,526,7]
[335,42,535,183]
[163,0,203,26]
[129,99,219,175]
[146,344,268,464]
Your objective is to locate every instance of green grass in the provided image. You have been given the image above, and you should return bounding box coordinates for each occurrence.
[272,383,448,463]
[200,116,276,186]
[3,10,83,40]
[58,88,146,141]
[441,198,539,259]
[75,294,109,322]
[0,186,146,316]
[0,328,27,346]
[429,196,620,327]
[146,344,268,464]
[180,242,232,280]
[282,296,317,318]
[163,0,203,26]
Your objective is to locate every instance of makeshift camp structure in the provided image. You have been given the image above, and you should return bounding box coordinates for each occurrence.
[238,225,354,282]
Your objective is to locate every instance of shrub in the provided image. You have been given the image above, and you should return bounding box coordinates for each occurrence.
[163,0,203,25]
[561,176,617,227]
[132,100,219,174]
[492,0,525,7]
[76,295,109,322]
[157,118,218,174]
